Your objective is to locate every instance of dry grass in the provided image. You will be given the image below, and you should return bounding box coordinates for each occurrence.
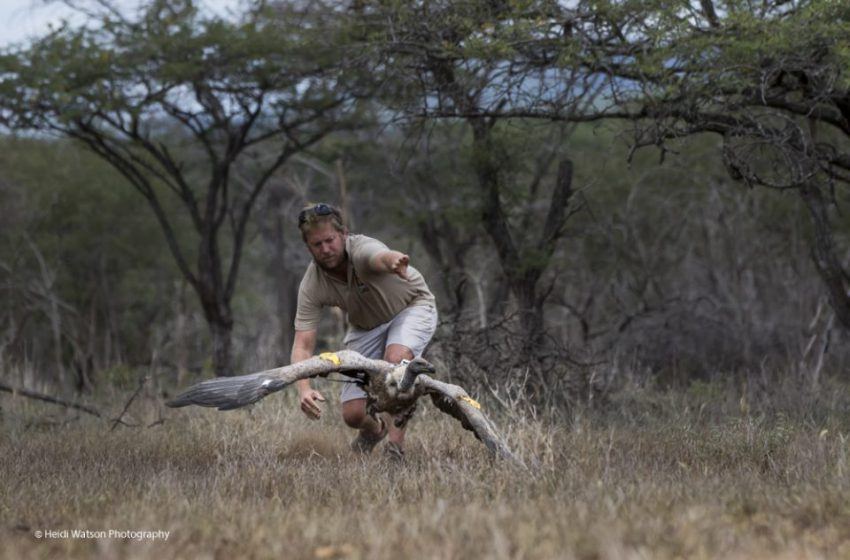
[2,377,850,560]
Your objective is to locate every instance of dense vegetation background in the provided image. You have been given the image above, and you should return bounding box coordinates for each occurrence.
[0,114,842,399]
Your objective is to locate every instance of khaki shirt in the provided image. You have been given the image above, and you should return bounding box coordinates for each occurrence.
[294,234,435,331]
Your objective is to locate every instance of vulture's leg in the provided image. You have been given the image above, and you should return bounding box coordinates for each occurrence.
[393,402,418,429]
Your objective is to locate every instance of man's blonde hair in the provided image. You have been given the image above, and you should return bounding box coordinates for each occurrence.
[297,203,346,241]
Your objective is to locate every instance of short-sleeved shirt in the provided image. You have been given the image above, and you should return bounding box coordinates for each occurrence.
[294,234,435,331]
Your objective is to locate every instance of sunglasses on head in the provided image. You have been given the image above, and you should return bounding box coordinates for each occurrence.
[298,203,338,227]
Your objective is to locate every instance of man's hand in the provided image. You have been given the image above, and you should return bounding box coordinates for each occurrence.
[370,250,411,280]
[299,388,326,420]
[387,253,409,280]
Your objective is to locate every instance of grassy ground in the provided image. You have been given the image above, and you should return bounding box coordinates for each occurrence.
[2,376,850,559]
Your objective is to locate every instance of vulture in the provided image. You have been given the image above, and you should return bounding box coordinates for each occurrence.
[166,350,520,464]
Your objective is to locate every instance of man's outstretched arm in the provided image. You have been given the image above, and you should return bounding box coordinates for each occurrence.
[369,250,410,280]
[291,329,325,419]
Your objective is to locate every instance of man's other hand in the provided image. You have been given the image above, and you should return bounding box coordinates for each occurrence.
[299,389,326,420]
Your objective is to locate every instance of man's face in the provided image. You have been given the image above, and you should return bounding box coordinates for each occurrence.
[304,222,346,271]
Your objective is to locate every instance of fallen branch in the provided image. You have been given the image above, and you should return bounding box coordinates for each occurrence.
[0,381,103,418]
[110,375,148,431]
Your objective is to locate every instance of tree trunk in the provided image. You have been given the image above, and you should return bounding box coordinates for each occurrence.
[271,239,300,366]
[196,213,235,376]
[197,250,234,376]
[514,279,546,357]
[799,181,850,329]
[486,276,511,325]
[209,317,233,377]
[468,118,573,362]
[258,182,301,365]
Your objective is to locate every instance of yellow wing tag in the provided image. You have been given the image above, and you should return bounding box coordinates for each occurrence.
[458,395,481,409]
[319,352,341,366]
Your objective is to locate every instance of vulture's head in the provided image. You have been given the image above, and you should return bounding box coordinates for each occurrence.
[396,357,435,393]
[385,358,436,398]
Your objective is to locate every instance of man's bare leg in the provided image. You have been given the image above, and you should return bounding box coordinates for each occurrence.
[342,398,383,436]
[383,343,414,447]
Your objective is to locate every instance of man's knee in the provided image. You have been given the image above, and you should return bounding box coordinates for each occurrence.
[341,399,368,428]
[384,343,414,364]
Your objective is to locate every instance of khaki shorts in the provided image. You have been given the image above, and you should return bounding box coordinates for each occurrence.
[340,304,438,403]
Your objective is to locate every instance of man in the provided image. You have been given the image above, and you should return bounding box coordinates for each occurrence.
[291,203,438,458]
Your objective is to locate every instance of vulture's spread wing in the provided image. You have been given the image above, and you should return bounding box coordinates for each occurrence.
[166,350,392,410]
[417,375,521,464]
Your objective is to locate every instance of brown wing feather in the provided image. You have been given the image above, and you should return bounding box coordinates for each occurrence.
[418,375,522,464]
[167,350,392,410]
